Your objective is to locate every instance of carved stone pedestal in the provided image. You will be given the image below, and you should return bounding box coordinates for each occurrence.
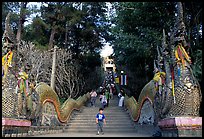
[2,118,31,137]
[158,117,202,137]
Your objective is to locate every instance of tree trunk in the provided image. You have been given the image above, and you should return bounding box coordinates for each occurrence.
[51,46,57,90]
[15,2,27,73]
[16,2,28,43]
[65,23,68,48]
[48,27,56,50]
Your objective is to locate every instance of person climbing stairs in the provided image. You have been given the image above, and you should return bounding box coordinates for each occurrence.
[67,95,137,133]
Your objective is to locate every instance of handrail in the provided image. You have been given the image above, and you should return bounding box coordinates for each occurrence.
[35,82,91,123]
[116,80,155,122]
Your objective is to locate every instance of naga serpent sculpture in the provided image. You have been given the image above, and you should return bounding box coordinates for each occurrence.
[124,80,156,122]
[31,82,90,124]
[124,2,202,124]
[2,13,90,125]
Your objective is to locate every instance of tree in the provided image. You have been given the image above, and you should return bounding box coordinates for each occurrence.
[50,46,57,89]
[16,2,28,43]
[3,2,108,99]
[2,2,20,35]
[22,15,50,47]
[110,2,176,96]
[40,2,68,50]
[182,2,202,82]
[110,2,202,98]
[2,2,38,38]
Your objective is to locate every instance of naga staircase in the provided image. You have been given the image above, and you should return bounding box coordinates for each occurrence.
[66,95,154,135]
[2,2,202,137]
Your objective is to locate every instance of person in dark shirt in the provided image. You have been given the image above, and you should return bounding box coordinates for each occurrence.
[105,89,110,107]
[95,108,106,135]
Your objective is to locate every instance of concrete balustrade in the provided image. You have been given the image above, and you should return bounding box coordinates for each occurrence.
[2,82,91,137]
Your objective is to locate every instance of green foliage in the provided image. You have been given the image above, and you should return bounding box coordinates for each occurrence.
[28,2,107,96]
[2,2,109,97]
[22,16,50,46]
[4,2,201,98]
[111,2,202,94]
[182,2,202,82]
[192,49,202,82]
[2,2,20,35]
[111,2,176,93]
[2,2,39,36]
[80,53,102,70]
[21,2,112,57]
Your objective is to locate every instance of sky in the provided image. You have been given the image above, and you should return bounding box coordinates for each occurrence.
[100,2,114,58]
[26,2,114,58]
[100,43,114,57]
[25,2,41,26]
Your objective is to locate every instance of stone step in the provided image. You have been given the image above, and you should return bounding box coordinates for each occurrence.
[71,116,130,121]
[71,117,131,120]
[72,117,130,120]
[81,108,126,111]
[80,109,125,112]
[74,113,129,116]
[68,120,133,123]
[66,96,135,134]
[74,111,127,113]
[80,110,127,113]
[80,112,127,114]
[66,128,137,132]
[68,123,134,129]
[67,126,136,130]
[71,113,130,118]
[67,121,134,126]
[78,112,127,115]
[76,109,127,112]
[67,122,134,127]
[84,105,124,108]
[68,123,134,126]
[69,119,133,122]
[77,108,124,111]
[72,114,130,118]
[82,106,125,109]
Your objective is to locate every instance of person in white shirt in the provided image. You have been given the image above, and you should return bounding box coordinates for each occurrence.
[90,89,97,107]
[118,89,125,107]
[101,92,107,109]
[109,84,113,99]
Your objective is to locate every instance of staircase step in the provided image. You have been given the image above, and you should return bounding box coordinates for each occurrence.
[82,107,125,109]
[70,119,131,122]
[66,128,137,132]
[73,113,129,115]
[71,117,131,120]
[81,109,126,111]
[69,120,133,123]
[66,95,136,133]
[68,124,134,127]
[71,116,129,119]
[73,113,130,118]
[73,114,129,117]
[67,125,136,129]
[68,123,133,126]
[81,110,126,112]
[74,111,128,114]
[79,112,127,115]
[75,110,127,112]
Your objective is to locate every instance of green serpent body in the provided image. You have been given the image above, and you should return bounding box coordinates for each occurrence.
[34,82,90,123]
